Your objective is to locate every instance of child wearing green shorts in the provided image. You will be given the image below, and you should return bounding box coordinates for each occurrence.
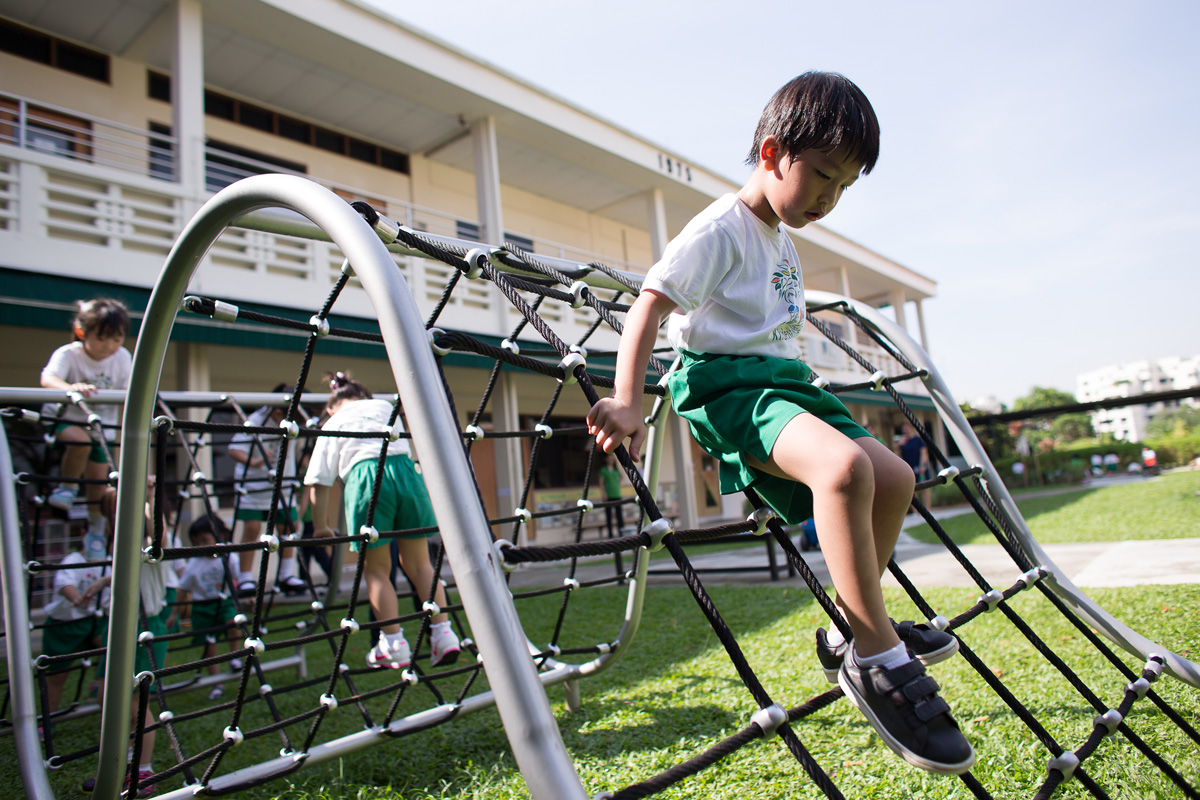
[587,72,973,775]
[304,372,460,671]
[178,516,244,700]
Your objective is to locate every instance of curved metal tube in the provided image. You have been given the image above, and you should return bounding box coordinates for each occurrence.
[806,289,1200,688]
[98,174,587,799]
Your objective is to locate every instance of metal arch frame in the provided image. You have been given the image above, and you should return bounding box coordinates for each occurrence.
[93,174,590,800]
[806,289,1200,689]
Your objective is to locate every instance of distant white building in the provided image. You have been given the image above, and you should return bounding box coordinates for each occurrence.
[1077,355,1200,441]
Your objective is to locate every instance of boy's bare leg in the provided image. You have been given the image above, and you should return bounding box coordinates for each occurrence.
[364,545,401,636]
[237,519,261,577]
[748,413,903,657]
[855,436,916,576]
[396,537,451,625]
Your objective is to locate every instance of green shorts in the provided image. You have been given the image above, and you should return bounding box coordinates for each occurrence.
[41,616,107,674]
[344,454,438,552]
[160,587,180,635]
[189,597,238,647]
[95,613,167,679]
[669,351,871,525]
[51,423,111,464]
[235,505,299,523]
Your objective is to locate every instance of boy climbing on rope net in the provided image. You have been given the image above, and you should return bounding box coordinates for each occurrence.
[587,71,975,775]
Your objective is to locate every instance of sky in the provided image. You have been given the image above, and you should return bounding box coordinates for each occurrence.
[367,0,1200,406]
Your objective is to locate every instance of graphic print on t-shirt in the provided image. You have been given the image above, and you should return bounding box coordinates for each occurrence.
[770,256,805,340]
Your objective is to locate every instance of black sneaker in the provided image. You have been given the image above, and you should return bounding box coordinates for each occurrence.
[816,619,959,683]
[276,575,307,595]
[839,654,975,774]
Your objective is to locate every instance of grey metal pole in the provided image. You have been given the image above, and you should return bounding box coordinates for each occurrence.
[0,424,57,799]
[806,290,1200,688]
[98,174,588,799]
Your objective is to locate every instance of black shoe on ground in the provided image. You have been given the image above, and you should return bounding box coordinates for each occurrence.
[276,575,307,595]
[838,654,975,775]
[816,619,959,683]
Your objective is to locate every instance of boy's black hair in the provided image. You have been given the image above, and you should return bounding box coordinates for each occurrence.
[73,298,130,340]
[746,71,880,174]
[189,513,230,542]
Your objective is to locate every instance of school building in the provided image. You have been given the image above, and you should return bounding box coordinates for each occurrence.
[0,0,943,539]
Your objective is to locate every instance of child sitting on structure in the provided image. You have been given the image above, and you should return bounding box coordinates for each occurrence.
[587,72,973,774]
[304,372,460,670]
[40,298,132,561]
[178,515,245,700]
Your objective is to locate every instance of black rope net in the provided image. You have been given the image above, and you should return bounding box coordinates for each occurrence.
[2,202,1198,800]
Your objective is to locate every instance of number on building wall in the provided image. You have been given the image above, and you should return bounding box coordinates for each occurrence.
[657,154,693,183]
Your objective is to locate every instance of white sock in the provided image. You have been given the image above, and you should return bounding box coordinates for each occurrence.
[825,627,847,648]
[431,620,452,636]
[239,571,254,584]
[138,762,153,773]
[384,630,407,648]
[852,642,910,671]
[276,559,295,580]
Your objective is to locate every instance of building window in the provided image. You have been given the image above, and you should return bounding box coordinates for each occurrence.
[528,417,595,489]
[147,122,175,181]
[506,233,535,253]
[0,19,110,83]
[456,221,481,242]
[0,99,93,160]
[205,139,306,192]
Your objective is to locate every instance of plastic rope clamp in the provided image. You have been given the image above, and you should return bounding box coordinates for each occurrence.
[138,630,155,644]
[569,343,588,358]
[142,546,162,564]
[260,533,280,553]
[515,508,533,524]
[563,577,580,590]
[747,506,777,536]
[1094,709,1122,734]
[153,415,175,435]
[596,642,612,654]
[319,693,338,710]
[191,470,207,485]
[133,670,155,688]
[360,525,379,545]
[244,637,266,655]
[259,684,274,696]
[937,465,960,484]
[401,669,420,686]
[463,248,488,280]
[869,370,887,390]
[422,600,441,616]
[428,327,451,357]
[1127,677,1151,699]
[501,338,520,355]
[535,423,553,439]
[1143,659,1164,680]
[1017,567,1044,588]
[810,375,831,390]
[656,371,673,401]
[279,419,299,439]
[493,539,518,573]
[223,726,244,747]
[576,498,594,513]
[558,351,586,385]
[210,300,239,322]
[569,280,590,308]
[309,315,330,338]
[927,614,950,631]
[979,589,1003,612]
[750,703,788,739]
[644,518,674,552]
[311,600,325,612]
[158,710,174,723]
[1047,751,1080,780]
[465,424,485,442]
[107,470,119,484]
[339,618,360,634]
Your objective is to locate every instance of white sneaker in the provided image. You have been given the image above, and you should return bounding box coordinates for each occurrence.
[48,486,77,511]
[430,628,461,667]
[366,635,411,670]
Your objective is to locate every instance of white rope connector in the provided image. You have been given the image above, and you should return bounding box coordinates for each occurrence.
[869,370,887,390]
[1047,751,1080,780]
[463,248,488,280]
[644,518,674,553]
[465,424,485,442]
[979,589,1003,612]
[1094,709,1122,734]
[233,613,248,626]
[259,684,274,696]
[211,299,239,322]
[1127,677,1151,699]
[141,546,162,564]
[750,703,788,739]
[547,644,562,657]
[576,498,594,513]
[1017,567,1045,589]
[428,327,451,357]
[153,415,175,435]
[401,669,420,686]
[360,525,379,545]
[569,281,590,308]
[656,371,673,401]
[309,315,330,338]
[311,600,325,612]
[747,506,777,536]
[569,343,588,358]
[936,465,960,484]
[158,710,174,723]
[319,693,338,710]
[810,375,831,390]
[535,423,553,439]
[244,637,266,655]
[596,642,612,654]
[191,470,207,485]
[132,671,155,691]
[107,470,119,484]
[558,351,586,385]
[223,726,245,747]
[926,614,950,631]
[501,338,520,355]
[563,577,580,590]
[260,533,280,553]
[86,412,103,427]
[339,618,360,634]
[422,600,441,616]
[279,419,299,439]
[493,539,518,573]
[1143,659,1164,680]
[138,630,155,645]
[515,508,533,524]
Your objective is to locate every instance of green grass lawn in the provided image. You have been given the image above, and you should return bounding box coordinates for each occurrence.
[8,580,1198,799]
[906,470,1200,546]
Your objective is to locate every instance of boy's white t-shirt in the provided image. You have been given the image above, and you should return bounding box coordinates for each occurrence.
[228,406,299,510]
[40,341,133,432]
[178,554,239,601]
[304,398,412,487]
[45,551,110,621]
[641,193,805,360]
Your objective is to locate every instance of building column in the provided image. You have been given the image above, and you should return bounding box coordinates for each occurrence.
[176,342,211,523]
[913,298,930,353]
[171,0,206,215]
[491,371,523,524]
[472,117,504,245]
[839,265,859,349]
[645,189,699,529]
[889,288,908,331]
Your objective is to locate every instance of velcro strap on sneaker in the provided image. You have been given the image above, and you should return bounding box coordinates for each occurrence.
[894,620,916,639]
[913,695,951,722]
[876,659,924,692]
[902,674,940,703]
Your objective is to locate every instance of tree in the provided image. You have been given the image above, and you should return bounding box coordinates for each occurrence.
[961,400,1014,459]
[1011,386,1077,413]
[1050,413,1094,443]
[1145,405,1200,438]
[1012,386,1081,449]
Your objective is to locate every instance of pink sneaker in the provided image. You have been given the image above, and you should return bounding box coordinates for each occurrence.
[430,628,461,667]
[366,635,411,669]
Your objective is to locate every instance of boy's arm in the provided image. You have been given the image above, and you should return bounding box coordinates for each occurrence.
[587,289,677,461]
